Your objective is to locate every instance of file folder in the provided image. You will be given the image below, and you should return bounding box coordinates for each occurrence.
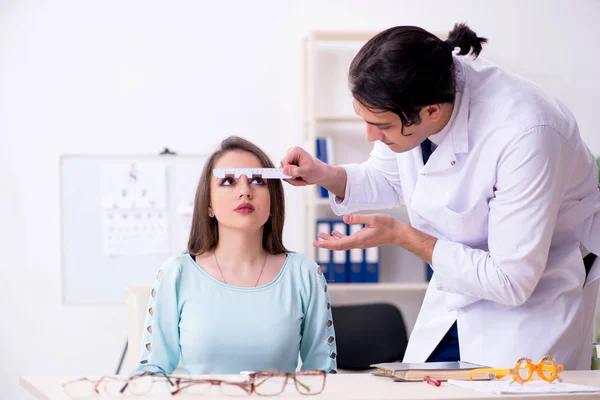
[331,221,348,283]
[348,224,365,283]
[315,138,328,198]
[316,220,332,280]
[364,247,379,283]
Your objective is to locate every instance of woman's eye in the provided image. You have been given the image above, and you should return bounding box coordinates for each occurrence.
[380,125,392,131]
[220,178,235,186]
[251,177,265,185]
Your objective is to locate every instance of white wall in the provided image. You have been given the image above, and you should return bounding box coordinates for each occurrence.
[1,0,599,398]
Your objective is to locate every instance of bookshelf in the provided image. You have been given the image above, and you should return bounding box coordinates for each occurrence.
[302,31,428,295]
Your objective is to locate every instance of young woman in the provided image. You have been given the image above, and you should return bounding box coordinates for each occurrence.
[137,136,337,374]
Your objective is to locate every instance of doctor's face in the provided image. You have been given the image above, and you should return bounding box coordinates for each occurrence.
[353,99,436,153]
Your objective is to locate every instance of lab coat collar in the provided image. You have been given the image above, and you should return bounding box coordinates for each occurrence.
[419,58,470,175]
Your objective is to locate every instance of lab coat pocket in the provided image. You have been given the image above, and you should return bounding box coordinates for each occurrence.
[442,199,489,246]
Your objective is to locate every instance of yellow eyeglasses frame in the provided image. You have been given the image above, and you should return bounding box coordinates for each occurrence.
[468,356,564,384]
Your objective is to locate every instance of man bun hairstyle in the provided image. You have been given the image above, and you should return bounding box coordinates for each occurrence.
[349,23,487,131]
[446,22,487,57]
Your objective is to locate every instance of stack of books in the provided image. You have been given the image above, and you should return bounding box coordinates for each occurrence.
[372,362,494,382]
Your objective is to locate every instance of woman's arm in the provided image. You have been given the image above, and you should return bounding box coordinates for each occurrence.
[136,257,182,374]
[299,258,337,373]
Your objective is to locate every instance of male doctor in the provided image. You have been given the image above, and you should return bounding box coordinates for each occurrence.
[281,24,600,369]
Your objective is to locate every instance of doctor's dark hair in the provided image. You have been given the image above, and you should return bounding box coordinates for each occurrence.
[349,23,487,131]
[187,136,289,256]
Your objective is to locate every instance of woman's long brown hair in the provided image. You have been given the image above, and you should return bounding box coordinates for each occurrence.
[187,136,289,256]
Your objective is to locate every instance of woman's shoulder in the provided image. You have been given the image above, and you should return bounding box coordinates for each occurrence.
[285,253,325,281]
[155,254,193,278]
[285,252,317,269]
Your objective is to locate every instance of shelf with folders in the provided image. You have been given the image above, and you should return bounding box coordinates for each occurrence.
[302,31,428,288]
[310,193,422,286]
[329,282,429,292]
[309,135,381,284]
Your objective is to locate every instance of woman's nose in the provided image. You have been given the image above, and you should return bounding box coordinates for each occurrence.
[238,177,252,198]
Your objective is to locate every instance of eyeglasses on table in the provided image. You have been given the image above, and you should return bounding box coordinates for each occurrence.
[62,365,327,397]
[62,365,179,398]
[468,356,564,384]
[173,369,327,396]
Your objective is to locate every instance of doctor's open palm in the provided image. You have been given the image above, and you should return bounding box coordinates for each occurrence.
[314,214,402,251]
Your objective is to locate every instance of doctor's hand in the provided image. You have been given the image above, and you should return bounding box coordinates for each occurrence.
[314,213,438,265]
[314,214,403,250]
[280,146,348,198]
[280,146,326,186]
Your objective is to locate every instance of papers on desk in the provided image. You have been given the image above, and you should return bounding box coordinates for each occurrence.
[449,379,600,394]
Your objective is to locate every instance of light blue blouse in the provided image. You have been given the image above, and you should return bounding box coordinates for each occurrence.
[136,252,337,374]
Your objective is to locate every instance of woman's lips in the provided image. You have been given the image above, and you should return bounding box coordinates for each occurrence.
[235,203,255,214]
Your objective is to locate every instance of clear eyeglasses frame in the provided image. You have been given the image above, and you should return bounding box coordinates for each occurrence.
[62,365,178,398]
[170,369,327,397]
[62,366,328,397]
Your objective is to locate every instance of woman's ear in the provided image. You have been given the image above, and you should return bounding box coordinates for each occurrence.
[208,207,214,218]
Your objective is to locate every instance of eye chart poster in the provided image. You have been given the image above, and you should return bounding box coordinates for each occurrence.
[100,162,169,256]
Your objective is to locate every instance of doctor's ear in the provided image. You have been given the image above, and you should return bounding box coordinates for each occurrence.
[423,104,443,122]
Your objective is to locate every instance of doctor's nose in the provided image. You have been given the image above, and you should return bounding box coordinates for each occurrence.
[366,124,384,142]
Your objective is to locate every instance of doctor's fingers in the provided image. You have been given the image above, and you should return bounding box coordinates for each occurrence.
[280,146,311,168]
[282,176,309,186]
[343,213,376,226]
[282,164,312,178]
[318,231,346,240]
[314,234,360,251]
[331,230,347,239]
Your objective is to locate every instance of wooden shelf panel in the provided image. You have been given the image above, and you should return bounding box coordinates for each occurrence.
[328,282,429,292]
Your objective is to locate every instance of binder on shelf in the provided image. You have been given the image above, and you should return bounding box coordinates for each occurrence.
[364,247,379,283]
[348,224,365,283]
[315,138,328,198]
[316,220,333,281]
[331,221,348,283]
[325,137,334,165]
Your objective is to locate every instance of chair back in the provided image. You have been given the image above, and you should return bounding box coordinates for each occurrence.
[125,284,152,373]
[331,303,408,370]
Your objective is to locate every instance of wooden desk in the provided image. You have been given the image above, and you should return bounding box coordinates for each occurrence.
[20,371,600,400]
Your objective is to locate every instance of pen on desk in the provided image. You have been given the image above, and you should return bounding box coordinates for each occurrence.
[424,376,441,387]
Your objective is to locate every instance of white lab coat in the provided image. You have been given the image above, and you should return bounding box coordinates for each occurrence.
[330,56,600,369]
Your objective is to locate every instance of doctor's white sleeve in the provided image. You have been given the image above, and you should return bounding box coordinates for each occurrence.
[432,126,570,307]
[330,141,404,215]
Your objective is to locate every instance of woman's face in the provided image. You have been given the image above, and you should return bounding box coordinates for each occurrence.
[209,150,271,233]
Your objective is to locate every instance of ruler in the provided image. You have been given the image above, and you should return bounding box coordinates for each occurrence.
[213,168,292,179]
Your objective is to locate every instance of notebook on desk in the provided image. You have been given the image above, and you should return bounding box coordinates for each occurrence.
[371,361,494,382]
